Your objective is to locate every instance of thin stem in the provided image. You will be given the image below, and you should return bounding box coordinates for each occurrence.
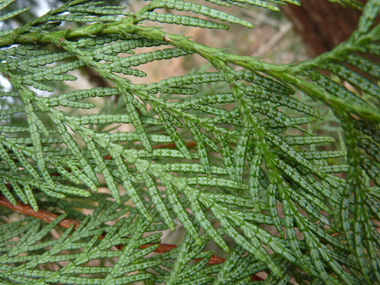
[0,193,227,266]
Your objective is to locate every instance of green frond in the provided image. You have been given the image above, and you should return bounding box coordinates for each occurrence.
[0,6,30,22]
[356,0,380,34]
[0,202,164,284]
[150,0,254,28]
[234,128,250,183]
[158,109,192,160]
[284,135,336,145]
[52,118,98,185]
[1,0,380,283]
[143,12,229,29]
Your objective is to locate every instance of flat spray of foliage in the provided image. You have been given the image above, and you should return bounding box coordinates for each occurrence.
[0,0,379,283]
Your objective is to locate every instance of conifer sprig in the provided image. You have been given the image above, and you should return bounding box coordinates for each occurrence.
[0,0,379,283]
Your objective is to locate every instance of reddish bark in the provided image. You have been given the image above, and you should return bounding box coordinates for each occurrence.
[281,0,366,56]
[0,193,80,229]
[0,194,228,267]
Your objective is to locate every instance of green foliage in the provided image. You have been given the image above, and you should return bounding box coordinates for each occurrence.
[0,0,379,283]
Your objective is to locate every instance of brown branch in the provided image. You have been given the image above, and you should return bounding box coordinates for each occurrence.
[0,193,227,265]
[0,185,264,280]
[0,193,80,228]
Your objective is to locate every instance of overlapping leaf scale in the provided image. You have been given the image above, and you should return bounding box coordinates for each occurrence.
[228,0,279,10]
[73,34,131,50]
[111,48,191,69]
[301,150,346,160]
[159,163,224,177]
[150,0,254,28]
[0,205,165,284]
[280,189,315,275]
[245,86,321,118]
[182,93,235,109]
[327,63,380,99]
[45,87,118,107]
[236,70,294,95]
[49,160,81,185]
[120,91,152,152]
[362,222,380,283]
[52,117,98,185]
[165,183,202,245]
[214,133,236,181]
[101,219,158,283]
[215,245,259,284]
[205,200,306,278]
[284,135,335,146]
[46,14,125,23]
[2,1,377,283]
[251,102,302,128]
[356,0,380,35]
[233,128,250,183]
[135,161,176,231]
[70,114,131,125]
[0,5,30,22]
[27,117,55,189]
[157,109,192,160]
[183,187,229,252]
[214,0,301,11]
[5,143,40,180]
[283,192,348,254]
[112,152,152,222]
[185,176,247,190]
[164,233,212,284]
[285,183,332,224]
[246,153,262,208]
[98,132,171,144]
[358,137,380,163]
[63,160,98,191]
[339,116,376,282]
[98,39,165,56]
[0,142,18,172]
[0,179,17,205]
[360,156,380,186]
[151,72,225,91]
[81,135,120,202]
[67,5,127,16]
[6,179,27,204]
[352,189,375,283]
[208,204,283,277]
[263,116,315,130]
[19,52,74,68]
[276,159,339,204]
[191,104,230,118]
[353,120,380,144]
[137,148,198,160]
[186,121,212,176]
[261,151,285,235]
[24,61,82,82]
[292,213,343,284]
[22,78,54,92]
[143,12,229,29]
[346,54,380,78]
[307,71,368,106]
[265,131,325,179]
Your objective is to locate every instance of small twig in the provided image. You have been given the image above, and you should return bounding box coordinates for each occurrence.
[0,193,265,280]
[251,22,292,57]
[0,193,80,228]
[103,141,197,160]
[0,193,226,265]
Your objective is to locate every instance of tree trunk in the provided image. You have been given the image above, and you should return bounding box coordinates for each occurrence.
[281,0,366,57]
